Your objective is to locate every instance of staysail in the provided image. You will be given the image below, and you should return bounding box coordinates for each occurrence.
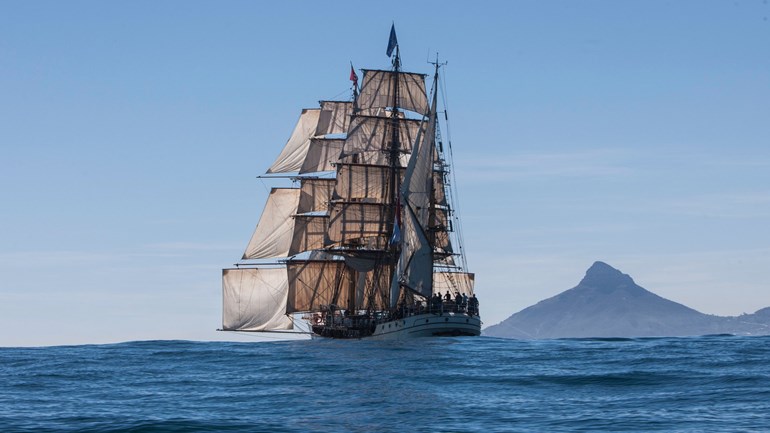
[266,109,321,174]
[242,188,301,259]
[390,67,440,303]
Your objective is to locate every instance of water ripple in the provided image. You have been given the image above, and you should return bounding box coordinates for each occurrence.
[1,335,769,432]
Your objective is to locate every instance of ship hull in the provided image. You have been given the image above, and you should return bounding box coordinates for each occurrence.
[311,312,481,340]
[370,313,481,340]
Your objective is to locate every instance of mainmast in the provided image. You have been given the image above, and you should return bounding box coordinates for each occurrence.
[387,24,402,259]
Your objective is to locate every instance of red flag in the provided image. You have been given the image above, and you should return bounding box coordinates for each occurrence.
[349,64,358,88]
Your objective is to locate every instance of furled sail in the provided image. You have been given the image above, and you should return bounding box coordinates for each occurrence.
[267,109,321,174]
[222,268,293,331]
[242,188,301,259]
[358,70,429,115]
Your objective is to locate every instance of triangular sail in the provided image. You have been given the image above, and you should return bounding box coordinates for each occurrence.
[267,109,321,174]
[242,188,301,259]
[391,205,433,304]
[390,71,439,302]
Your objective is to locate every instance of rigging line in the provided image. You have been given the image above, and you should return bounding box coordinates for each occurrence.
[438,66,468,271]
[435,122,463,271]
[326,87,354,102]
[258,176,271,194]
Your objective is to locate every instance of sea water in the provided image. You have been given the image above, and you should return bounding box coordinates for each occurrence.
[1,335,768,432]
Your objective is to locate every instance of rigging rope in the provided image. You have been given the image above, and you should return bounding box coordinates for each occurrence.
[438,65,469,272]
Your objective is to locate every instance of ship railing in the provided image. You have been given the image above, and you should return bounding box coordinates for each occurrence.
[398,301,479,318]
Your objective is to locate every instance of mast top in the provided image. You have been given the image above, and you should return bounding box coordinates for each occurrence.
[386,23,401,70]
[428,52,448,68]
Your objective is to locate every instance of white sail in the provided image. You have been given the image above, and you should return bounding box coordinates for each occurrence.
[338,150,410,168]
[266,109,321,174]
[433,170,447,206]
[334,163,393,202]
[433,271,475,296]
[433,228,453,255]
[343,258,393,311]
[297,178,335,214]
[342,115,423,158]
[326,202,389,245]
[391,79,438,301]
[289,215,328,256]
[392,206,434,304]
[299,138,345,174]
[315,101,352,136]
[242,188,301,259]
[287,260,353,312]
[358,70,429,115]
[222,268,293,331]
[403,124,434,227]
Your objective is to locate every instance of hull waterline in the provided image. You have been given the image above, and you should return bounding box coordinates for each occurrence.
[311,312,481,340]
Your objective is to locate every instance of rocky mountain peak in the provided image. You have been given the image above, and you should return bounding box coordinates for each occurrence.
[579,261,636,289]
[481,261,770,339]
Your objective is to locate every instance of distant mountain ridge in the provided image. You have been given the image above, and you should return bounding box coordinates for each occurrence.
[483,261,770,339]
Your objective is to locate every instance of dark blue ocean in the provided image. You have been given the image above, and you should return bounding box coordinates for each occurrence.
[1,336,769,432]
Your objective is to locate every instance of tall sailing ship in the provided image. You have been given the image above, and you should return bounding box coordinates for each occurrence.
[221,27,480,339]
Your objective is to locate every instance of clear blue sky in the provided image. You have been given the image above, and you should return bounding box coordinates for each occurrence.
[2,1,768,346]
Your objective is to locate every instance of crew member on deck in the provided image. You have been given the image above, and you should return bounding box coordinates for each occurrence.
[469,294,479,316]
